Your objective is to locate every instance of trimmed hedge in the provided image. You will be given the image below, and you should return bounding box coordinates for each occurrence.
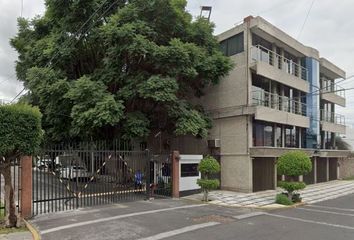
[0,104,43,157]
[275,193,293,205]
[277,151,312,176]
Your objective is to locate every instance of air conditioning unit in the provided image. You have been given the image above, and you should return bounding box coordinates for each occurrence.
[208,139,221,148]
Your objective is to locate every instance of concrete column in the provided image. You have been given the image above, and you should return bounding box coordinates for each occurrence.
[272,44,277,67]
[274,157,277,189]
[20,156,32,219]
[297,58,301,78]
[326,157,330,182]
[314,157,317,183]
[171,151,180,198]
[299,175,303,182]
[280,48,284,71]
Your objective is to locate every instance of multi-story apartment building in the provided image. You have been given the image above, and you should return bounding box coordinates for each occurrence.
[189,16,349,193]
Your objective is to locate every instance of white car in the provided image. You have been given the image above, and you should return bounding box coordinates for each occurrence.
[60,166,91,181]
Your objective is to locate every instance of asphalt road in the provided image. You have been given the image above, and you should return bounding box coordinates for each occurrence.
[31,193,354,240]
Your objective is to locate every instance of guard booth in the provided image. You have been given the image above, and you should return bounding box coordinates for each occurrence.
[179,155,203,196]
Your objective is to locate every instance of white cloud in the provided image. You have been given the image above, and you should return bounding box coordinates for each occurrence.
[1,0,353,124]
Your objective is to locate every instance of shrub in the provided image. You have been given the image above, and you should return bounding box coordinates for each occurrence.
[277,151,312,177]
[275,193,293,206]
[276,151,312,203]
[0,104,42,227]
[197,156,220,201]
[278,181,306,193]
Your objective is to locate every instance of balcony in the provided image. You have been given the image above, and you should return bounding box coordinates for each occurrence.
[250,45,310,93]
[321,80,346,107]
[252,89,309,128]
[320,110,346,134]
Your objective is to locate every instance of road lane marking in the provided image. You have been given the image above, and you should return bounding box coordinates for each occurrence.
[233,212,265,220]
[137,222,220,240]
[40,204,206,234]
[296,207,354,217]
[266,213,354,231]
[308,205,354,212]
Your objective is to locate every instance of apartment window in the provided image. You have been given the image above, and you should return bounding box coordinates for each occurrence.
[275,126,282,147]
[253,121,274,147]
[285,126,298,148]
[220,32,244,56]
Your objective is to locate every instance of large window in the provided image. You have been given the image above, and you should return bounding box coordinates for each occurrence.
[275,126,282,147]
[253,121,274,147]
[181,164,199,177]
[285,126,298,148]
[220,32,244,56]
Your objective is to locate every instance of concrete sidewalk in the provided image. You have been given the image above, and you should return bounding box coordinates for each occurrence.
[0,231,32,240]
[184,180,354,208]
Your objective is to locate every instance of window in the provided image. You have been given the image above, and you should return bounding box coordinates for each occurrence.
[285,126,298,148]
[220,32,244,56]
[253,121,274,147]
[275,126,282,147]
[181,164,199,177]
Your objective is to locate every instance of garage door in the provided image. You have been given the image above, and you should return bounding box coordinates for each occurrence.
[253,158,275,192]
[303,158,315,184]
[316,158,328,183]
[329,158,338,181]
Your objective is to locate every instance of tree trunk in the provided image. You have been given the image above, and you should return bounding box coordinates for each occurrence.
[3,166,17,227]
[203,189,208,202]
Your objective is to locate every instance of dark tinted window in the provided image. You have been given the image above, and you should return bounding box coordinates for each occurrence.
[220,32,244,56]
[181,164,199,177]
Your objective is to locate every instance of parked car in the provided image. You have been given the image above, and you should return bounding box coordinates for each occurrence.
[36,156,61,171]
[59,165,91,181]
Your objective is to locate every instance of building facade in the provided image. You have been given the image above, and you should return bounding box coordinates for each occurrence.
[193,16,349,192]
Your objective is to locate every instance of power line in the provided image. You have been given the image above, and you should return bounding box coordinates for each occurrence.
[297,0,315,40]
[10,0,118,103]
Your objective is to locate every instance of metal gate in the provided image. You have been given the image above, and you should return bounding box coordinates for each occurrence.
[32,141,154,215]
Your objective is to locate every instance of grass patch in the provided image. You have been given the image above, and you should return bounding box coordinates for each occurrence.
[343,176,354,180]
[275,193,293,205]
[0,226,28,235]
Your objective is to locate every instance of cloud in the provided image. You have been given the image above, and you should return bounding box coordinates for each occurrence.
[0,0,45,100]
[1,0,353,125]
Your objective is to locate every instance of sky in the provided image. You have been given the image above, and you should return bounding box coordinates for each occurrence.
[1,0,354,130]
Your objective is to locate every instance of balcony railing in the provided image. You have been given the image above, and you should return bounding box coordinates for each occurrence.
[321,110,345,125]
[321,79,345,98]
[250,45,308,81]
[252,89,307,116]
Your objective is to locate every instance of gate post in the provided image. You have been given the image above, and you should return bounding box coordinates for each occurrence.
[20,156,32,219]
[172,151,180,198]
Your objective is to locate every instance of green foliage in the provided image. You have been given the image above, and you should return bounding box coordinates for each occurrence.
[11,0,233,142]
[198,156,221,175]
[197,156,220,201]
[275,193,293,206]
[0,104,43,157]
[197,179,220,190]
[277,151,312,176]
[278,181,306,193]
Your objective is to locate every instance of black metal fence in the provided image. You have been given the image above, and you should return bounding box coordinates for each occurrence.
[0,162,22,220]
[33,140,172,215]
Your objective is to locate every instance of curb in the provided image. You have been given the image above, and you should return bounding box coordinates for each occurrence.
[23,219,41,240]
[182,196,308,211]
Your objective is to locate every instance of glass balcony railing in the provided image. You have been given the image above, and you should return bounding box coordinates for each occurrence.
[321,110,345,125]
[252,89,307,116]
[321,79,345,98]
[250,45,308,81]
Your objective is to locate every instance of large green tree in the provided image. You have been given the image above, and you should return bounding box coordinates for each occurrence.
[11,0,232,142]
